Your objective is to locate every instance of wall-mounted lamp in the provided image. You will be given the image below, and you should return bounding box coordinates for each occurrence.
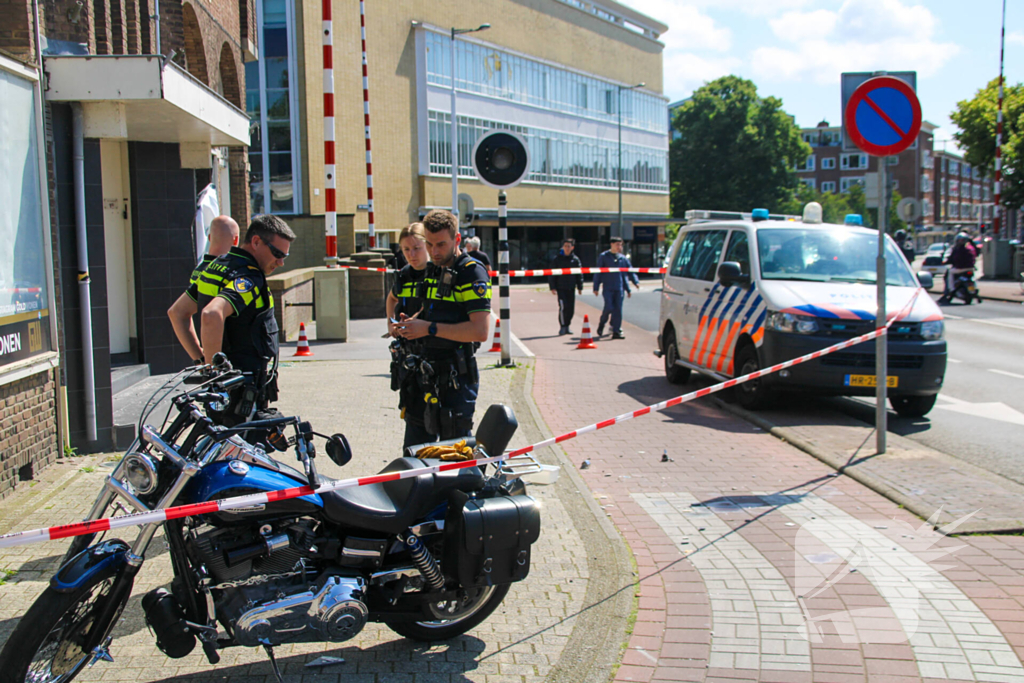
[67,0,84,24]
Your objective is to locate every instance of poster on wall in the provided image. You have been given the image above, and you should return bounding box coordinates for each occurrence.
[0,65,52,368]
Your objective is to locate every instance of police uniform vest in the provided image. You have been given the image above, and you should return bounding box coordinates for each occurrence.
[185,254,216,303]
[418,251,491,353]
[391,265,426,319]
[194,246,279,380]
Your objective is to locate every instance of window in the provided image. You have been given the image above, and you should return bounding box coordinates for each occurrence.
[973,184,981,200]
[949,160,960,176]
[950,203,959,218]
[940,179,946,196]
[803,133,815,145]
[670,231,700,277]
[984,185,992,200]
[922,150,933,169]
[798,156,815,172]
[965,163,972,177]
[424,30,668,134]
[681,231,726,281]
[921,175,932,193]
[245,0,302,215]
[841,153,865,170]
[887,156,899,166]
[922,198,931,217]
[722,230,750,279]
[0,61,52,367]
[821,157,836,170]
[973,166,981,179]
[427,110,668,192]
[942,158,948,172]
[800,178,816,190]
[950,180,959,198]
[840,177,865,193]
[821,181,837,193]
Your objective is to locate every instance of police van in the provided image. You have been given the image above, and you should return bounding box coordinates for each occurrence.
[657,205,946,417]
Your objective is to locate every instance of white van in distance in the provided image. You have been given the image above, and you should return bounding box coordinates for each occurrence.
[657,205,946,417]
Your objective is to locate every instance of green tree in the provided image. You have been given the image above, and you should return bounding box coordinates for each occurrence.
[670,76,810,217]
[951,78,1024,208]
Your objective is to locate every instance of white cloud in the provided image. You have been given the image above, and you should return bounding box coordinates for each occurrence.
[663,52,743,97]
[751,0,960,85]
[1009,31,1024,46]
[622,0,732,51]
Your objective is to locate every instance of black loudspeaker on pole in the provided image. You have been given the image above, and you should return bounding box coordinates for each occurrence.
[472,131,529,367]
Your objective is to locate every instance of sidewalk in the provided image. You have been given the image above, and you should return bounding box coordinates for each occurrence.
[514,288,1024,683]
[0,318,629,683]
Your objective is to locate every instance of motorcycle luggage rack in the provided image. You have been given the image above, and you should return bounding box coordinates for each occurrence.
[495,454,560,485]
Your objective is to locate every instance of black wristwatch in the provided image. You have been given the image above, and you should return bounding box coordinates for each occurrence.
[428,322,438,337]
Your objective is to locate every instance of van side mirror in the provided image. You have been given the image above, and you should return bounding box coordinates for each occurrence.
[718,261,748,286]
[475,404,518,456]
[917,271,934,289]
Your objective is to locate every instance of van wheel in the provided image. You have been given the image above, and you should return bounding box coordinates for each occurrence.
[734,345,770,410]
[663,329,691,385]
[889,395,937,418]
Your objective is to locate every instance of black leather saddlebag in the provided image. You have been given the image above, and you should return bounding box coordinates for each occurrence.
[444,491,541,588]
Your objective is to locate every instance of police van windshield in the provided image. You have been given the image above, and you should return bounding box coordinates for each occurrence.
[757,228,917,287]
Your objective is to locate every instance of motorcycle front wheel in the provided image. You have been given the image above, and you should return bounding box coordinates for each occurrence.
[0,574,127,683]
[385,583,510,642]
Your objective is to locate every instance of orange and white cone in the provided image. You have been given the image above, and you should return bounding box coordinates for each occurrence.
[487,319,502,353]
[293,322,314,357]
[576,315,598,350]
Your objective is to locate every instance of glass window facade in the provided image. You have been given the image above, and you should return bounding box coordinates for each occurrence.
[427,111,667,192]
[245,0,301,215]
[424,30,667,135]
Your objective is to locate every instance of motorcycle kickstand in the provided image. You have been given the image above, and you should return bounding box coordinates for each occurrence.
[260,638,285,683]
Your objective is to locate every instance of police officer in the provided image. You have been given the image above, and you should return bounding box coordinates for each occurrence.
[198,214,295,424]
[167,216,240,362]
[894,229,916,265]
[394,210,490,448]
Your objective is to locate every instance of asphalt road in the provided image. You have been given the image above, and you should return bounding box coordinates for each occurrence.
[596,285,1024,486]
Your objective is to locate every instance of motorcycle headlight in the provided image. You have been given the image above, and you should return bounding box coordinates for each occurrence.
[123,452,159,495]
[920,320,944,341]
[766,312,819,335]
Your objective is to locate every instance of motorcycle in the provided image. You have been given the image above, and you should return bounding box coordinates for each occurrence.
[941,269,981,305]
[0,360,554,683]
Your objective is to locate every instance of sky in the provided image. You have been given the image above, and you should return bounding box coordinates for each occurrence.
[619,0,1020,153]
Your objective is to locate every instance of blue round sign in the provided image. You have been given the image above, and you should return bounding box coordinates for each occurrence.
[844,76,922,157]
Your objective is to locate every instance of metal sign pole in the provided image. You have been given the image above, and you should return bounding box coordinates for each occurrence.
[498,190,513,367]
[876,159,888,454]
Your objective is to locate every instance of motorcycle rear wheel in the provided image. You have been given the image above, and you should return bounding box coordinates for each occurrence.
[385,583,510,642]
[0,574,126,683]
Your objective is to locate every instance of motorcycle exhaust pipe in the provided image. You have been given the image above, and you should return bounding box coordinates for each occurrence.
[224,534,290,567]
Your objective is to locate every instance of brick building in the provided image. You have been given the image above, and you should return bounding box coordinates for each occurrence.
[0,0,253,486]
[928,149,996,236]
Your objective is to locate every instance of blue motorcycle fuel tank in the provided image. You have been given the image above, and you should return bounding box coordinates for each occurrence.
[185,460,324,525]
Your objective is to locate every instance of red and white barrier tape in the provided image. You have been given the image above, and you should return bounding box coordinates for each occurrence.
[335,266,666,277]
[0,294,920,550]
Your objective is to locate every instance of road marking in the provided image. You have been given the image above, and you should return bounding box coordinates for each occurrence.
[633,492,811,672]
[509,331,534,358]
[989,369,1024,380]
[948,358,962,363]
[767,493,1024,682]
[934,397,1024,426]
[944,314,1024,331]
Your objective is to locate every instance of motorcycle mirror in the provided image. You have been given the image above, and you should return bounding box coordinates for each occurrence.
[475,404,518,456]
[212,352,232,370]
[326,433,352,467]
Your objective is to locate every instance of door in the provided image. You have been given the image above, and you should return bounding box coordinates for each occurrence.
[677,230,727,368]
[101,140,135,356]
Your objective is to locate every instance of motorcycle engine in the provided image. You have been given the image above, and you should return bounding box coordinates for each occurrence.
[188,520,369,647]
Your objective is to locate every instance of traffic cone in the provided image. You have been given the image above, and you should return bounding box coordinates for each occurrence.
[293,322,314,356]
[576,315,598,350]
[487,319,502,353]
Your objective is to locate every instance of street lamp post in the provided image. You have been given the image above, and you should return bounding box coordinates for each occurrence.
[617,82,645,239]
[450,24,490,224]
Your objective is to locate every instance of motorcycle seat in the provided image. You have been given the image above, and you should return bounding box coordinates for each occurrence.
[319,457,483,533]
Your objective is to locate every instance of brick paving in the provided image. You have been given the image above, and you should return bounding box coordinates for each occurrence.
[513,286,1024,683]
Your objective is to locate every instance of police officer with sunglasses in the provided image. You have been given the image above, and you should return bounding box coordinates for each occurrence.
[196,214,295,424]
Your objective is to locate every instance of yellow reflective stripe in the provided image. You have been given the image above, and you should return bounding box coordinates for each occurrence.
[196,280,222,297]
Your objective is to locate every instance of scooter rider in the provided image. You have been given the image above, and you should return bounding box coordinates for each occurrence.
[939,232,978,304]
[198,214,295,424]
[393,210,490,448]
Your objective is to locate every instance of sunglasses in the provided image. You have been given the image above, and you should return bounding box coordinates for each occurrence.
[262,238,289,260]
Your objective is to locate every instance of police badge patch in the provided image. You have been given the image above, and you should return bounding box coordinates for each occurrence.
[231,277,255,293]
[473,281,489,298]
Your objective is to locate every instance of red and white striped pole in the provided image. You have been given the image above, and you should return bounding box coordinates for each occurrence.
[322,0,337,266]
[995,0,1007,239]
[359,0,376,249]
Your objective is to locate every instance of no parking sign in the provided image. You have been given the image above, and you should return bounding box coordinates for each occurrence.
[843,75,922,157]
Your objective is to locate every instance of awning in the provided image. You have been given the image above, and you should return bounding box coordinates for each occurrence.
[43,55,249,147]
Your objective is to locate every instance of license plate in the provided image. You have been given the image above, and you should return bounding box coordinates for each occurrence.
[845,374,898,387]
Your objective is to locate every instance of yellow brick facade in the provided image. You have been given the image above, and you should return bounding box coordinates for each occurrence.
[292,0,669,260]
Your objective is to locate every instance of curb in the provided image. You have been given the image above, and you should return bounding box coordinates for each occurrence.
[513,361,635,683]
[711,397,988,535]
